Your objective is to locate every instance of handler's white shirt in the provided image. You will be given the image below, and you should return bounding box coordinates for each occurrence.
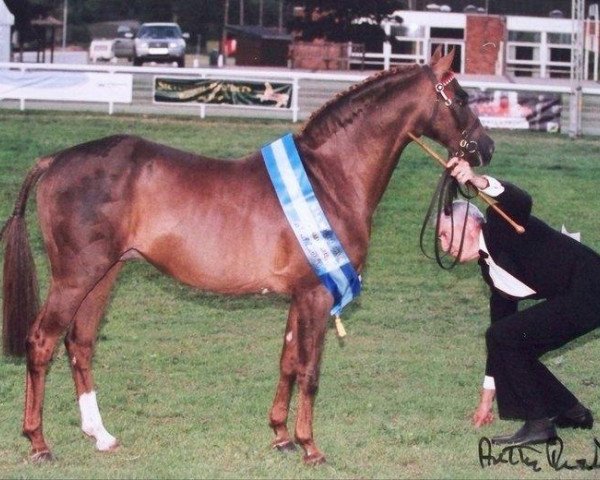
[478,234,537,298]
[479,176,537,299]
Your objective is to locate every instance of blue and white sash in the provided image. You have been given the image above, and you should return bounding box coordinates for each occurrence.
[262,133,361,315]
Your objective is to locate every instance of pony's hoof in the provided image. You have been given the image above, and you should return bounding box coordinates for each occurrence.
[99,440,120,452]
[273,440,296,453]
[84,430,120,452]
[303,452,326,465]
[273,440,297,453]
[30,450,55,463]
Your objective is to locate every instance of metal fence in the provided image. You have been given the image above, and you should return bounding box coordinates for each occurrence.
[1,61,600,135]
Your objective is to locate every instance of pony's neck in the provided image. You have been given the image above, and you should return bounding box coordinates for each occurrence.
[298,69,426,221]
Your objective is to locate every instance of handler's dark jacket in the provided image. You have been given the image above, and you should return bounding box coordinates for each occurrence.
[479,180,600,323]
[479,180,600,391]
[478,179,600,420]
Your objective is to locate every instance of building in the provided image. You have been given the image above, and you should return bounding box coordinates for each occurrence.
[0,0,14,62]
[347,9,600,80]
[224,25,292,67]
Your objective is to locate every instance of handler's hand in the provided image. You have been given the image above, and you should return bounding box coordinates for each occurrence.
[472,388,496,428]
[446,157,489,191]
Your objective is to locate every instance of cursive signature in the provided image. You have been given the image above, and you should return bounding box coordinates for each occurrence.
[478,436,600,472]
[546,437,600,471]
[479,437,542,472]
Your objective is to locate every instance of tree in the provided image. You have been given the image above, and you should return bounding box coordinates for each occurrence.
[7,0,584,50]
[290,0,404,44]
[5,0,56,43]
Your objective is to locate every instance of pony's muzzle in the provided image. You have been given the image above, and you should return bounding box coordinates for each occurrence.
[473,134,495,166]
[481,138,495,166]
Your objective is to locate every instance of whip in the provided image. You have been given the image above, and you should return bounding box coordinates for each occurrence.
[408,132,525,234]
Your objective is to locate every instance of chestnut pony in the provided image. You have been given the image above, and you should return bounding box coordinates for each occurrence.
[1,49,494,464]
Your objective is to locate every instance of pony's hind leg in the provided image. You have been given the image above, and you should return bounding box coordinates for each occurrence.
[23,282,99,461]
[64,264,122,452]
[269,302,299,452]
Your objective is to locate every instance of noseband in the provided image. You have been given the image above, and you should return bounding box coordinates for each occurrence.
[422,65,481,160]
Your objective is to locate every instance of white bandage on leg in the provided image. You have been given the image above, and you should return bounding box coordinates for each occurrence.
[78,391,118,451]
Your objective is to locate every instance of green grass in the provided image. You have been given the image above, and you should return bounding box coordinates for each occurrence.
[1,111,600,479]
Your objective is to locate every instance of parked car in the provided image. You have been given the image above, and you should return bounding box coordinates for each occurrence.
[133,22,189,67]
[112,25,136,61]
[89,39,115,62]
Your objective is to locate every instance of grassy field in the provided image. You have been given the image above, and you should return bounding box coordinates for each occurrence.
[1,111,600,479]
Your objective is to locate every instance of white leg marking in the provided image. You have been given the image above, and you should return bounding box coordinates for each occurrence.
[79,391,118,451]
[285,331,293,343]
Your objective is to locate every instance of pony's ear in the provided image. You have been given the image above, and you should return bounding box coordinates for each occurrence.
[431,48,455,75]
[430,45,443,65]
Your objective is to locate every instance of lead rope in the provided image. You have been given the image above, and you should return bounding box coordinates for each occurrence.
[419,170,477,270]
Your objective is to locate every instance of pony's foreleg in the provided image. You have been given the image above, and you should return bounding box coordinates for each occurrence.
[269,303,299,452]
[65,265,121,452]
[292,287,331,465]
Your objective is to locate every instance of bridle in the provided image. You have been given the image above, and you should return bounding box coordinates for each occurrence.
[419,64,481,269]
[421,64,482,163]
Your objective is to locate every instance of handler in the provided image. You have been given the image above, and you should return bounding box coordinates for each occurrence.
[438,157,600,446]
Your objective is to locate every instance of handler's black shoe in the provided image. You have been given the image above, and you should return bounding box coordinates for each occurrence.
[492,418,557,446]
[553,403,593,430]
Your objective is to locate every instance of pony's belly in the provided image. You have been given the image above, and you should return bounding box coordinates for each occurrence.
[135,233,304,296]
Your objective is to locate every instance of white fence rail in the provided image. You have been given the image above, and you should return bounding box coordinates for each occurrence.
[1,61,600,135]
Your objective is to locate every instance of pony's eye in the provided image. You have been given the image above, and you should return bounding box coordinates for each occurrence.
[455,90,470,106]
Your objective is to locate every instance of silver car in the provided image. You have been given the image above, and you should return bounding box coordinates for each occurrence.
[113,25,136,61]
[133,22,189,68]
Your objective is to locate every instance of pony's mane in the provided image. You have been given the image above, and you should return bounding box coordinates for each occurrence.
[300,64,422,140]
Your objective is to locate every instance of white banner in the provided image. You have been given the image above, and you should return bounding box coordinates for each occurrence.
[0,70,132,103]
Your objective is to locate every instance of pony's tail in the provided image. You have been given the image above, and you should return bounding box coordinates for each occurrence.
[1,157,53,357]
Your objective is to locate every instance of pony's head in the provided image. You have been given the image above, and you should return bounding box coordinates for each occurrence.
[420,48,495,167]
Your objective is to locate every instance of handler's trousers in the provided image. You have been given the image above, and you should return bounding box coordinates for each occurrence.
[485,259,600,421]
